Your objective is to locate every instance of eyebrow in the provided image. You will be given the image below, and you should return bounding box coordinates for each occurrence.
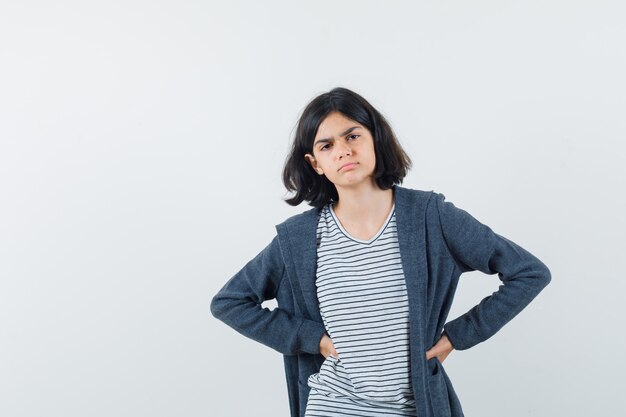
[313,126,361,147]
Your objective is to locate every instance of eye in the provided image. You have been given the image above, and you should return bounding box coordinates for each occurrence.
[319,134,359,151]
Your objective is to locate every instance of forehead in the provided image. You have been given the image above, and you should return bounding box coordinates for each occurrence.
[314,112,363,139]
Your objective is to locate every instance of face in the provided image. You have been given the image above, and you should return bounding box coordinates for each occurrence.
[304,111,377,189]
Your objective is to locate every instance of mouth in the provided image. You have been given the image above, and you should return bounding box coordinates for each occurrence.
[338,162,358,171]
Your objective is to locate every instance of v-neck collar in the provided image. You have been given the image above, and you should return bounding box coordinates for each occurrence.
[328,201,395,244]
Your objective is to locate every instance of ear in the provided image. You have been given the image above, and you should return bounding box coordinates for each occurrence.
[304,153,324,175]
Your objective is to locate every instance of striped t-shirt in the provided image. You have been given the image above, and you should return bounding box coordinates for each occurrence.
[305,201,417,417]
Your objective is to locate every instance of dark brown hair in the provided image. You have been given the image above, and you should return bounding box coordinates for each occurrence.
[282,87,412,208]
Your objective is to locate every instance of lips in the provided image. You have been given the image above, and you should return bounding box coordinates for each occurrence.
[339,162,358,171]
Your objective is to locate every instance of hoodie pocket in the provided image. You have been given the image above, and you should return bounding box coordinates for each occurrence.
[428,358,452,417]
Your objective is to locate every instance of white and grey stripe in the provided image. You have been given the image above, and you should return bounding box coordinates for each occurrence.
[305,201,417,416]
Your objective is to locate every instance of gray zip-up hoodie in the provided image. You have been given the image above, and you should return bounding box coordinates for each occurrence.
[210,185,551,417]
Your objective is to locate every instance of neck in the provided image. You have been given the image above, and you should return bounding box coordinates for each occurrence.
[332,181,395,222]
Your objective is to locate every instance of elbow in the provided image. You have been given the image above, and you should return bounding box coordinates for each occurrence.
[537,262,552,290]
[210,293,224,320]
[524,259,551,298]
[542,265,552,287]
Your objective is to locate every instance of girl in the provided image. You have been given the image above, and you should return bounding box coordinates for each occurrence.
[211,87,551,417]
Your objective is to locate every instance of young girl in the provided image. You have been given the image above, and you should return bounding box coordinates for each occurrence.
[211,87,551,417]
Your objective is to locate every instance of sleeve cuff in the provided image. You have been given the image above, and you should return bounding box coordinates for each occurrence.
[443,315,484,351]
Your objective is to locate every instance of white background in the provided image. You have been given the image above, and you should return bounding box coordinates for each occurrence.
[1,1,624,416]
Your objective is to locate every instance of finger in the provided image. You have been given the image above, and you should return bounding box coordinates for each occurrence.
[425,345,441,360]
[425,350,437,360]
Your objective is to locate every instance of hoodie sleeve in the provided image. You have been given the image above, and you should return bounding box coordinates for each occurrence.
[435,192,551,351]
[210,234,327,356]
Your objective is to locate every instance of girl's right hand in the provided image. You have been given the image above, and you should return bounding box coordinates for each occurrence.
[319,333,338,359]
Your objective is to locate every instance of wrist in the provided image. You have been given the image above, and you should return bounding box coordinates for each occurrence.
[319,333,327,352]
[442,330,455,350]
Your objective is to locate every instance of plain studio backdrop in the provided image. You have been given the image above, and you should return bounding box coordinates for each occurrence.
[1,1,624,416]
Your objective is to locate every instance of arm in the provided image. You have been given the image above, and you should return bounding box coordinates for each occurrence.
[210,234,327,356]
[436,193,551,351]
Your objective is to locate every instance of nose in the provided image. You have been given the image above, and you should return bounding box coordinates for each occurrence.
[336,141,352,158]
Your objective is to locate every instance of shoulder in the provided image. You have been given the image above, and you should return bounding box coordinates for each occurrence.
[393,185,456,229]
[394,183,438,197]
[275,205,321,230]
[394,184,443,210]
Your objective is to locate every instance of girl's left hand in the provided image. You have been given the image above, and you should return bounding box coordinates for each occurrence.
[425,332,454,364]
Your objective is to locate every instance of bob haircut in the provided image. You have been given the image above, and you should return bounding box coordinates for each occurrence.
[282,87,412,208]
